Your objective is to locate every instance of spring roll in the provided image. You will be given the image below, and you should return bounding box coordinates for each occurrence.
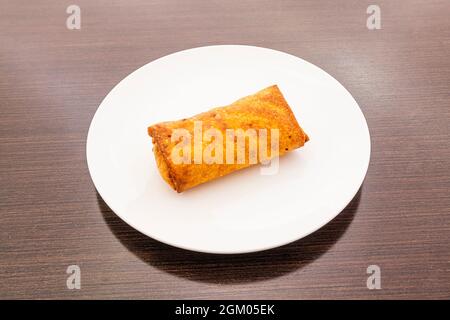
[148,85,309,192]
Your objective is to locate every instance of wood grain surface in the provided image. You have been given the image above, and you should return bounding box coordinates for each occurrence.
[1,0,449,299]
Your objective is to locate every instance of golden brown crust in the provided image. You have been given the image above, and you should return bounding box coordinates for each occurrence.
[148,85,309,192]
[148,125,181,192]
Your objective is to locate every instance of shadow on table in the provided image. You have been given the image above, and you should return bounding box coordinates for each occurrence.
[98,188,361,284]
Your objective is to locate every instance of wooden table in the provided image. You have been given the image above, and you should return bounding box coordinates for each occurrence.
[1,0,449,299]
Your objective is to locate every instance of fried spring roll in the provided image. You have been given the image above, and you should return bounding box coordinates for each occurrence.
[148,85,309,192]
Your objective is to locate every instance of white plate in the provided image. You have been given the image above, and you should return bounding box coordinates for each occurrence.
[87,45,370,254]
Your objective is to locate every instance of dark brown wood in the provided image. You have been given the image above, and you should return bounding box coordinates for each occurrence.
[1,0,449,299]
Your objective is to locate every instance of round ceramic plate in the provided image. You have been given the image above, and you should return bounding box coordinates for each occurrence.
[87,45,370,254]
